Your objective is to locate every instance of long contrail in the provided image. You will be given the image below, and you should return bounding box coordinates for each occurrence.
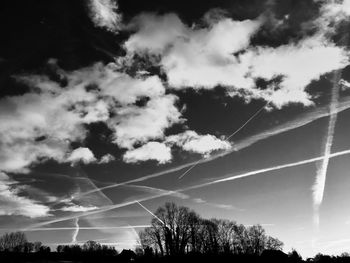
[135,201,165,225]
[66,97,350,200]
[5,225,150,232]
[312,69,342,228]
[26,148,350,229]
[178,102,269,179]
[71,218,79,243]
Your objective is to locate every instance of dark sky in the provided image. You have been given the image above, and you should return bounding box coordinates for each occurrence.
[1,0,350,258]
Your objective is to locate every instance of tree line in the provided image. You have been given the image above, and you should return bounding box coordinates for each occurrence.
[0,232,49,253]
[139,202,283,256]
[3,202,350,262]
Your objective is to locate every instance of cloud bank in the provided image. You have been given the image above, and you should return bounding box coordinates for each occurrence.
[125,11,349,108]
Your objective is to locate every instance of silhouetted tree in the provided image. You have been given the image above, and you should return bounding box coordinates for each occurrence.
[83,240,102,251]
[23,242,34,253]
[247,224,266,255]
[0,232,27,252]
[214,219,237,254]
[288,249,303,262]
[56,245,63,253]
[139,203,284,257]
[140,202,199,256]
[33,241,42,252]
[266,236,284,250]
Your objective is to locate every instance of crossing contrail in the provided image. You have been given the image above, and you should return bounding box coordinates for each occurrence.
[135,201,165,225]
[65,97,350,200]
[178,101,269,179]
[26,148,350,229]
[71,217,79,243]
[312,69,342,228]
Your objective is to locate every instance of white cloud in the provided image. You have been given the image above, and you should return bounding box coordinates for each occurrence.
[123,142,172,164]
[0,172,50,218]
[68,63,165,105]
[87,0,121,31]
[167,130,232,156]
[66,147,97,165]
[99,153,116,164]
[109,95,183,149]
[0,61,180,173]
[60,204,98,212]
[125,12,349,108]
[125,13,261,89]
[315,0,350,33]
[246,35,349,108]
[340,79,350,90]
[125,13,188,54]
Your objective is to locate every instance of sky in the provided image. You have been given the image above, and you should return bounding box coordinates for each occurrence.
[1,0,350,258]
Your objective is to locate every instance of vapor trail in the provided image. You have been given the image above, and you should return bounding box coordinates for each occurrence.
[71,217,79,243]
[26,148,350,229]
[312,69,342,228]
[7,225,150,232]
[178,101,269,179]
[68,97,350,199]
[135,201,165,225]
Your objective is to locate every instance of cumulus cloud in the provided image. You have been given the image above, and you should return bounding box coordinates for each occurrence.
[315,0,350,33]
[167,130,232,156]
[123,142,172,164]
[109,95,183,149]
[0,61,181,172]
[125,13,261,89]
[60,204,98,212]
[246,35,349,108]
[99,153,116,164]
[66,147,97,165]
[125,12,349,108]
[0,172,50,218]
[87,0,122,31]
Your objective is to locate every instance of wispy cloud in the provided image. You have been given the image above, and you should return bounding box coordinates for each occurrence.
[0,172,50,218]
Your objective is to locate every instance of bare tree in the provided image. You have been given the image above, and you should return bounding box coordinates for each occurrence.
[265,236,283,250]
[214,219,237,254]
[138,203,283,256]
[33,241,42,252]
[82,240,102,251]
[247,225,266,255]
[139,202,200,256]
[0,232,27,252]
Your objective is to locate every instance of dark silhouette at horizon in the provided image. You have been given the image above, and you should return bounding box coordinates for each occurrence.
[0,202,350,263]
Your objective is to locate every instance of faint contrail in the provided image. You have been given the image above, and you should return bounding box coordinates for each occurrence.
[72,218,79,243]
[312,69,342,228]
[67,97,350,199]
[26,148,350,229]
[135,201,165,225]
[178,101,269,179]
[7,225,150,232]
